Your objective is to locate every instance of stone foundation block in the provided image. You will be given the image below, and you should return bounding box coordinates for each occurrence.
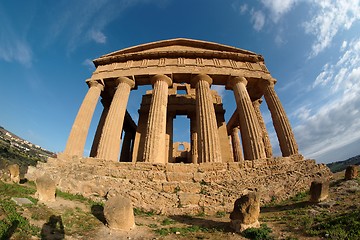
[310,180,329,202]
[178,193,200,206]
[230,191,260,232]
[166,172,193,182]
[35,174,56,202]
[345,165,358,180]
[104,196,135,231]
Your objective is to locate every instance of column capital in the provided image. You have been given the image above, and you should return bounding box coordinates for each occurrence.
[227,76,247,89]
[191,74,212,87]
[261,77,277,88]
[150,74,172,87]
[115,76,135,88]
[252,98,263,107]
[86,79,104,91]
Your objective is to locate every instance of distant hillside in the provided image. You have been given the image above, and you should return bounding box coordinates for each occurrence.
[326,155,360,173]
[0,126,56,175]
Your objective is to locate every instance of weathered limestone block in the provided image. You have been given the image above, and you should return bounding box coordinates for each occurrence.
[178,193,200,206]
[230,191,260,232]
[104,196,135,230]
[345,165,358,180]
[7,164,20,183]
[310,180,329,202]
[166,172,193,182]
[36,174,56,202]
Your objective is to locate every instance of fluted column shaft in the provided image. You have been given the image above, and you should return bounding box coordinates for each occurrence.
[143,75,172,164]
[64,80,103,157]
[192,74,222,163]
[263,81,298,156]
[231,127,244,163]
[252,99,273,158]
[96,77,135,161]
[189,114,198,164]
[119,127,133,162]
[230,77,266,160]
[90,98,110,157]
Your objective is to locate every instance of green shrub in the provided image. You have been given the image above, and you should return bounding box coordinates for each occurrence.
[242,224,274,240]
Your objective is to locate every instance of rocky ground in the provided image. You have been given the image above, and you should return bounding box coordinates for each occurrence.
[1,169,359,240]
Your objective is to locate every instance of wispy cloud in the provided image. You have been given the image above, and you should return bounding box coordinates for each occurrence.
[261,0,298,23]
[293,38,360,160]
[250,9,266,31]
[303,0,360,57]
[89,30,107,44]
[82,59,95,70]
[0,6,32,66]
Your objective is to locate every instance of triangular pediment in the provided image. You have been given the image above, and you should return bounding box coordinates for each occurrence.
[99,38,256,59]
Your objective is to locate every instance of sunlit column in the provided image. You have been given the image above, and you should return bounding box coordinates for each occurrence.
[143,75,172,164]
[263,79,298,156]
[252,99,273,158]
[191,74,222,163]
[230,127,244,163]
[96,77,135,161]
[228,76,266,160]
[64,80,104,157]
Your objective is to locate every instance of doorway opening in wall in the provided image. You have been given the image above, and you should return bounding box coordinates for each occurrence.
[172,115,191,163]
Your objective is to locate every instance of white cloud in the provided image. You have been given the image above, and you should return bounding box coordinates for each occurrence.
[293,38,360,162]
[0,7,32,66]
[89,29,107,44]
[261,0,298,22]
[82,59,95,70]
[240,4,248,14]
[250,10,265,31]
[304,0,360,57]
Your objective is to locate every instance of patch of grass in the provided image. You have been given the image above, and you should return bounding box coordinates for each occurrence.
[148,223,158,228]
[61,207,101,235]
[0,199,40,239]
[0,181,36,198]
[133,208,155,217]
[154,225,213,236]
[162,218,176,226]
[290,191,308,202]
[307,210,360,239]
[242,223,274,240]
[174,186,180,193]
[215,211,226,218]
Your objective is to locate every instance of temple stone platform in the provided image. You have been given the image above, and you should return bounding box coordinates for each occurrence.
[26,155,331,215]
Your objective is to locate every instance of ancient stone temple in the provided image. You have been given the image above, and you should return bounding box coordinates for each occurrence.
[63,38,298,163]
[27,39,331,215]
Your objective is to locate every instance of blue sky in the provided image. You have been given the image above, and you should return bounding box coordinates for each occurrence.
[1,0,359,164]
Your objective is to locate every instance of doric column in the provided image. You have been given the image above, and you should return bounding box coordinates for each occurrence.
[191,74,222,163]
[252,99,273,158]
[228,76,266,160]
[64,80,104,157]
[90,98,110,157]
[189,114,198,164]
[230,127,244,163]
[96,77,135,161]
[166,112,175,163]
[263,79,298,156]
[143,75,172,164]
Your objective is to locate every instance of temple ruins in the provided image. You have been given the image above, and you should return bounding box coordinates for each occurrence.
[26,38,331,214]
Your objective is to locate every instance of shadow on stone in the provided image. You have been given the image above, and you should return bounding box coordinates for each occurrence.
[91,204,107,225]
[0,220,19,240]
[19,178,28,184]
[169,215,232,233]
[40,215,65,240]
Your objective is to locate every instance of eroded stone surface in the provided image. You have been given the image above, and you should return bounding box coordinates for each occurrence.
[36,174,56,202]
[7,164,20,183]
[104,196,135,231]
[310,179,329,203]
[26,156,332,215]
[345,165,358,180]
[230,191,260,232]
